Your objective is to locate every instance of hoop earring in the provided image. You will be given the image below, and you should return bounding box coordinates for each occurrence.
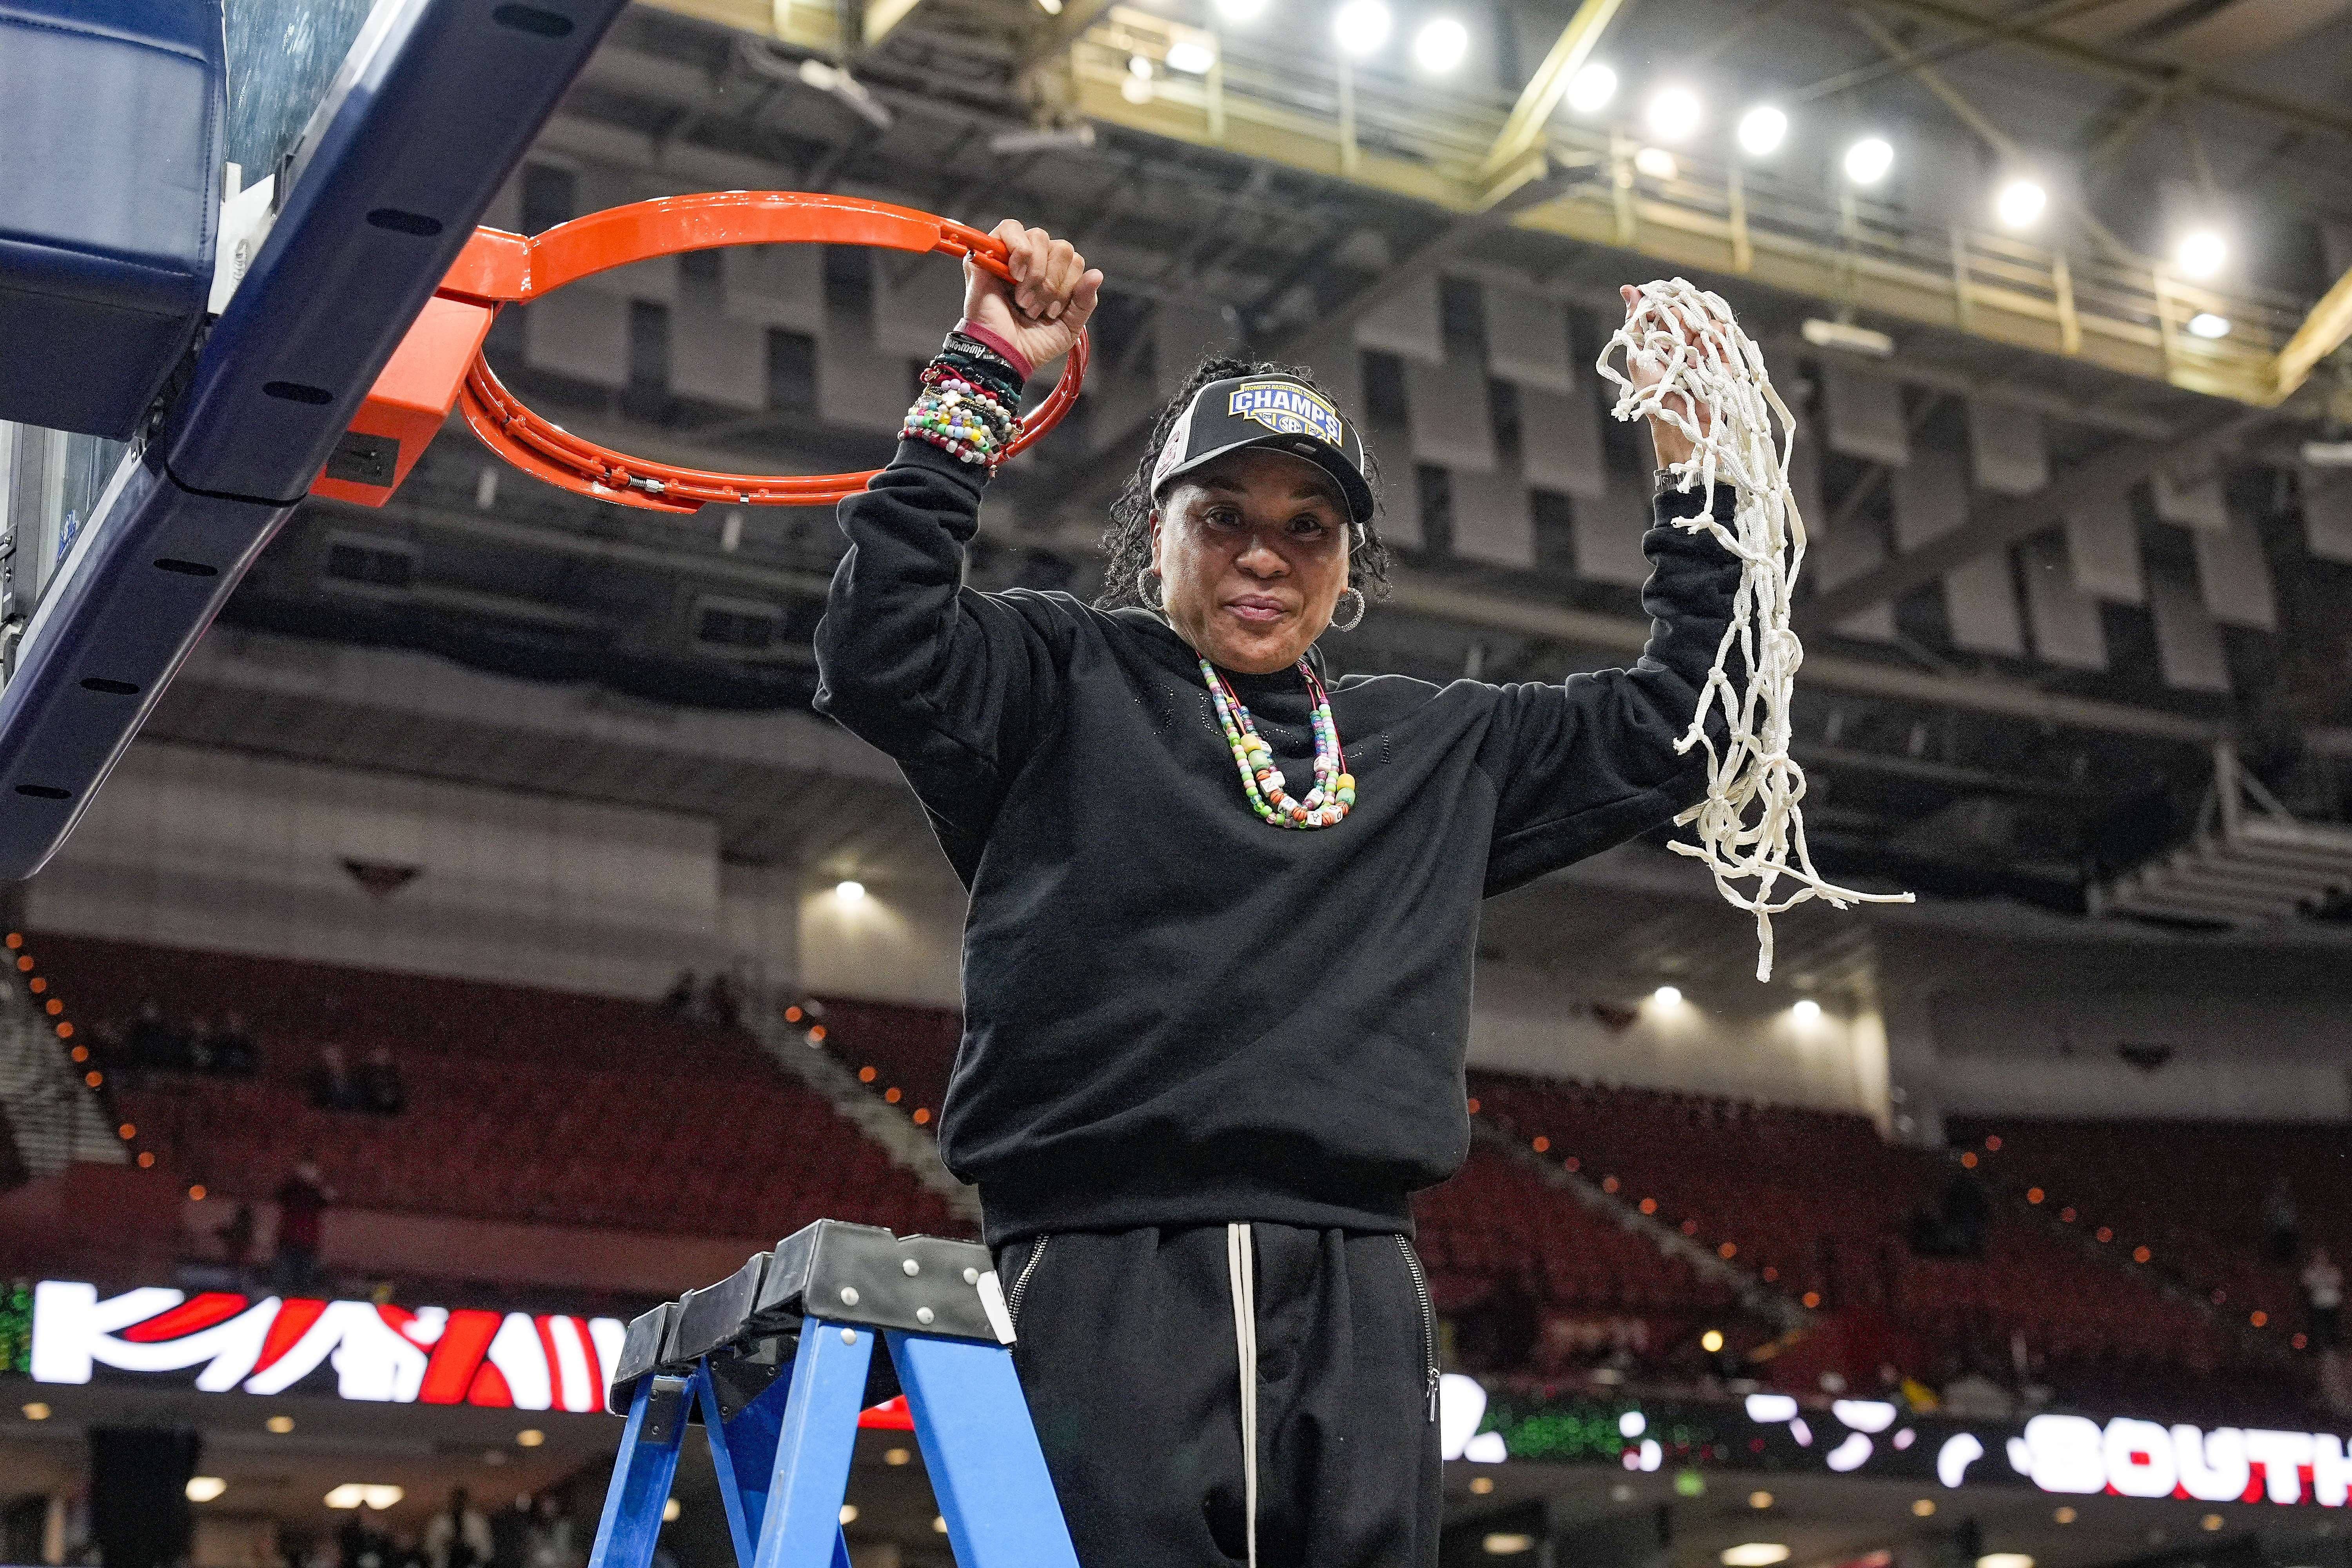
[1330,586,1366,632]
[1138,566,1166,612]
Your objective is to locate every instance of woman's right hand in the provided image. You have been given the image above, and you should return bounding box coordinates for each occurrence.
[963,219,1103,372]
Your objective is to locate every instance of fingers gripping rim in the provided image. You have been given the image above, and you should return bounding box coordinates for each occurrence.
[452,192,1089,513]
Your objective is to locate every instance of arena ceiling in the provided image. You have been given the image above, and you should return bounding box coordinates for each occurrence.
[171,0,2352,931]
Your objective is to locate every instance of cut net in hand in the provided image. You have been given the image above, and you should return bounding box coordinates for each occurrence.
[1598,279,1913,981]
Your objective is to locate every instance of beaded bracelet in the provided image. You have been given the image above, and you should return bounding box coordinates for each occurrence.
[902,368,1021,472]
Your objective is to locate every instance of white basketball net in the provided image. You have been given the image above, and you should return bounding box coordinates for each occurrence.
[1598,279,1913,982]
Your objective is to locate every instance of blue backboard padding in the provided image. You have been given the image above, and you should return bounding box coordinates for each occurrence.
[166,0,633,502]
[0,0,224,438]
[0,455,288,874]
[0,0,631,878]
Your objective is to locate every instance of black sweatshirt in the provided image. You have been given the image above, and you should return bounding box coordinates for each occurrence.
[815,438,1742,1246]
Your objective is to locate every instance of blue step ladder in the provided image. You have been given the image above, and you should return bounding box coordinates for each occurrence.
[590,1220,1080,1568]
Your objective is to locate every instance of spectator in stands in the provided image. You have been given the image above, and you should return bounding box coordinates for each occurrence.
[360,1044,406,1116]
[273,1157,335,1291]
[424,1489,494,1568]
[2304,1247,2343,1348]
[123,997,176,1067]
[524,1495,578,1568]
[337,1508,390,1568]
[216,1201,258,1273]
[213,1011,258,1076]
[659,971,697,1018]
[488,1497,535,1568]
[309,1043,365,1112]
[2265,1177,2302,1265]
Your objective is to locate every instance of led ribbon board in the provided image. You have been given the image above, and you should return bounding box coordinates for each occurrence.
[1446,1386,2352,1508]
[23,1281,625,1411]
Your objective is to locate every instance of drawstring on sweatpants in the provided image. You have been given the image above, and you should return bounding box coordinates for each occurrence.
[1226,1221,1258,1568]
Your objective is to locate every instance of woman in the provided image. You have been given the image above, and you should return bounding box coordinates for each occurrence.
[815,221,1739,1568]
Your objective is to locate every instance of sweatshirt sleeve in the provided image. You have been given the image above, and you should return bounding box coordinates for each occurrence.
[813,439,1073,818]
[1476,479,1742,895]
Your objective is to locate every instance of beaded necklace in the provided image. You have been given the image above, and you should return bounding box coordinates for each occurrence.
[1200,658,1357,829]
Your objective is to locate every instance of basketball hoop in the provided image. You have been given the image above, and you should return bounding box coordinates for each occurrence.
[425,192,1088,515]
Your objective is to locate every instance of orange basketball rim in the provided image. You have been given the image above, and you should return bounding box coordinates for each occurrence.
[310,192,1089,515]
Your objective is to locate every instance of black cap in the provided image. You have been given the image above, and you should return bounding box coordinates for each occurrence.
[1149,375,1374,525]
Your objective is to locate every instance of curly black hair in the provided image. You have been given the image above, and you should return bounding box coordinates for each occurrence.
[1094,353,1393,613]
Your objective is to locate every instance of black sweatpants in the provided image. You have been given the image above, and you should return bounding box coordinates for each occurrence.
[995,1223,1443,1568]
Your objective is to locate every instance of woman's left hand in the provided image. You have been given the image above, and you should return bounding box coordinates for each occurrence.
[1620,283,1722,469]
[963,220,1104,372]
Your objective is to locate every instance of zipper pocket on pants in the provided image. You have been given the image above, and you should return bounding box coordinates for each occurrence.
[1008,1234,1052,1330]
[1394,1235,1438,1423]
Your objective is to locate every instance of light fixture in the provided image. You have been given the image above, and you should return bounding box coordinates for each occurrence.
[1791,999,1821,1024]
[2053,1508,2076,1525]
[1034,0,1062,12]
[835,879,866,902]
[1564,62,1617,114]
[884,1446,912,1466]
[933,1517,949,1534]
[1749,1490,1774,1510]
[989,122,1098,154]
[265,1415,296,1434]
[1633,147,1679,180]
[2202,1515,2225,1533]
[22,1402,50,1421]
[839,1504,859,1525]
[1994,178,2046,230]
[1485,1537,1537,1556]
[1128,53,1154,78]
[1645,86,1702,143]
[1843,136,1893,185]
[1412,16,1469,71]
[1166,36,1217,73]
[1469,1475,1497,1495]
[326,1485,407,1511]
[1737,105,1787,157]
[1702,1328,1726,1353]
[1620,1410,1648,1437]
[516,1428,545,1448]
[1913,1499,1937,1517]
[1215,0,1267,18]
[2187,312,2231,339]
[2302,439,2352,466]
[185,1477,227,1503]
[1333,0,1392,54]
[1120,74,1151,103]
[663,1499,682,1523]
[1651,985,1682,1007]
[2176,229,2227,279]
[1723,1547,1792,1567]
[1977,1556,2034,1568]
[1800,318,1895,356]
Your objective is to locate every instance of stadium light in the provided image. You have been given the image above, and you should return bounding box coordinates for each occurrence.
[835,879,867,902]
[1702,1328,1727,1352]
[2187,312,2231,339]
[1791,999,1822,1024]
[1843,136,1893,185]
[1651,985,1683,1007]
[185,1477,227,1503]
[1485,1537,1537,1557]
[663,1500,683,1523]
[1215,0,1268,18]
[1748,1490,1774,1509]
[1334,0,1392,54]
[1413,16,1470,71]
[1128,53,1153,78]
[1564,62,1617,114]
[2176,229,2227,279]
[1723,1548,1791,1567]
[840,1505,860,1525]
[516,1428,545,1447]
[1633,147,1679,180]
[266,1415,295,1433]
[1166,37,1217,73]
[1995,178,2047,230]
[1646,85,1703,143]
[1978,1557,2034,1568]
[1736,105,1788,157]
